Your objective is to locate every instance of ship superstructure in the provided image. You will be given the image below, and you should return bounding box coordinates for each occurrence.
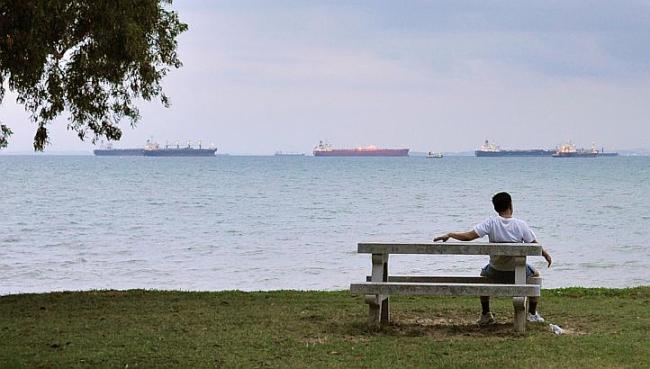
[552,142,598,157]
[143,140,217,157]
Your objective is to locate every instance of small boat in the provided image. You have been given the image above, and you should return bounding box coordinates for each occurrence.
[274,151,305,156]
[426,151,443,158]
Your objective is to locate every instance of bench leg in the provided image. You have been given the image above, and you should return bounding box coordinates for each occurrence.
[381,296,390,325]
[365,295,381,328]
[513,297,527,333]
[367,254,390,328]
[512,256,528,333]
[364,294,391,328]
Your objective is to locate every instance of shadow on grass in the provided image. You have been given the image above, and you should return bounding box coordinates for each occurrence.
[326,316,522,341]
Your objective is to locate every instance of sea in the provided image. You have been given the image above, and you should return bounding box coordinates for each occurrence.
[1,155,649,295]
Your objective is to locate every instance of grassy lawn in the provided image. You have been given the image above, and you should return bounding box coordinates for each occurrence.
[1,287,649,369]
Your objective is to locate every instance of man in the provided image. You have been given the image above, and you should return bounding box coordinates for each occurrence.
[433,192,552,325]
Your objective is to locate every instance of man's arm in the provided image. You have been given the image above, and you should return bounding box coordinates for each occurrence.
[532,240,552,267]
[433,230,480,242]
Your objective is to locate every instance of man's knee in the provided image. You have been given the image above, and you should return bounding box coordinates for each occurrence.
[527,264,540,277]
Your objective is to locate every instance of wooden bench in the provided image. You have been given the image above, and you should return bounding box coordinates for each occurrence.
[349,242,543,333]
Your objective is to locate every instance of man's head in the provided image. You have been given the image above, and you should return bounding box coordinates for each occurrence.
[492,192,512,214]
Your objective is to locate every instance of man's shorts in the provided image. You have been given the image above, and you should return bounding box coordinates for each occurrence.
[480,264,539,284]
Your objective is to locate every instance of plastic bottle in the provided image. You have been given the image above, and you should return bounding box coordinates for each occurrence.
[549,324,564,335]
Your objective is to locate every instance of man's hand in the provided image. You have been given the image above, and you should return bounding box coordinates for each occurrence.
[542,250,552,267]
[433,233,450,242]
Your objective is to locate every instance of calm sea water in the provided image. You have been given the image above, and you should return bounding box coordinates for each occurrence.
[1,155,649,294]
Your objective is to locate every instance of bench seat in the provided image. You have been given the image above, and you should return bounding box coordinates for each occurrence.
[365,275,542,285]
[351,282,540,297]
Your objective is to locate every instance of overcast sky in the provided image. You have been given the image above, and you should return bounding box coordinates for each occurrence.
[2,0,650,154]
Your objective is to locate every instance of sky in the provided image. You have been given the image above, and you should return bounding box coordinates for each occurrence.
[1,0,650,154]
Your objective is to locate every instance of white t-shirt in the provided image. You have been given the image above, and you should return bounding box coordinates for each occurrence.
[473,216,537,271]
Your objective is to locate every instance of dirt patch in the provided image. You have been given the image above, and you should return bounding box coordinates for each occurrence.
[391,313,589,337]
[342,335,370,343]
[396,314,475,326]
[300,335,329,346]
[381,312,518,339]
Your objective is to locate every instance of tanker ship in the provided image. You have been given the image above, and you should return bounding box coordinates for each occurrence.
[313,141,409,157]
[474,140,555,157]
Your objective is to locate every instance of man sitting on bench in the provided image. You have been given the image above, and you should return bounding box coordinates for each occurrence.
[433,192,553,325]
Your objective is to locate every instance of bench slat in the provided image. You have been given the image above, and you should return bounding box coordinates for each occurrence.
[358,242,542,256]
[350,282,540,297]
[365,275,542,285]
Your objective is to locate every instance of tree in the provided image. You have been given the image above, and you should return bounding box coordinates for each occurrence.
[0,0,187,150]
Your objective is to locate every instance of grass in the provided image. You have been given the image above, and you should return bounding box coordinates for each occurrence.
[1,287,649,369]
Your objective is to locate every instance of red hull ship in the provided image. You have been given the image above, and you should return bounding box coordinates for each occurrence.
[313,141,409,157]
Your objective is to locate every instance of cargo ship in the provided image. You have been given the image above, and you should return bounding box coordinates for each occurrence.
[474,140,555,157]
[94,140,217,157]
[313,141,409,157]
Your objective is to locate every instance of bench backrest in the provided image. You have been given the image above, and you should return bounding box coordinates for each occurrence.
[358,242,542,256]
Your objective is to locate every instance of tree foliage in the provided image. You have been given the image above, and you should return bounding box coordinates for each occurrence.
[0,0,187,150]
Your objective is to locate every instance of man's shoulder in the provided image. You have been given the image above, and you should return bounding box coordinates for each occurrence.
[511,217,530,226]
[510,217,535,233]
[476,216,533,231]
[475,216,498,227]
[484,215,500,222]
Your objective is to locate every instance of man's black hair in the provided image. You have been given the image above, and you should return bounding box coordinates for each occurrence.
[492,192,512,213]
